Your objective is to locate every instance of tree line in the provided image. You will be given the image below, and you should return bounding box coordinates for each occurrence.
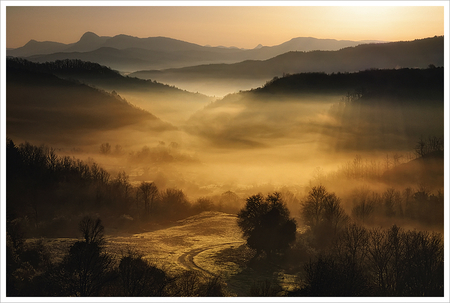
[6,139,240,238]
[257,66,444,103]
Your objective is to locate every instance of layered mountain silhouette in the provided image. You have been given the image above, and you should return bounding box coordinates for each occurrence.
[126,36,442,96]
[8,32,383,71]
[6,33,444,150]
[131,36,443,82]
[6,58,175,145]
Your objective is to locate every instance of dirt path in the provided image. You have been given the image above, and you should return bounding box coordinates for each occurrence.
[177,241,244,275]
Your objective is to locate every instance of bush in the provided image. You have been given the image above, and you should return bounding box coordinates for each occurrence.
[117,252,169,296]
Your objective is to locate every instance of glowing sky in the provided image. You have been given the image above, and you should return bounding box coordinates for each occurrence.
[5,3,445,49]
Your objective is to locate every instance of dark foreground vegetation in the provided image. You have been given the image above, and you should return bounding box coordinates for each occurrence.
[235,189,443,297]
[7,215,228,296]
[6,138,444,297]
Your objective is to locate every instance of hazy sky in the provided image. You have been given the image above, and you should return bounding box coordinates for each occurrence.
[4,4,446,49]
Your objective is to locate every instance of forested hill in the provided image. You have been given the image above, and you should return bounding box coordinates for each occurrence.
[6,57,207,95]
[252,66,444,102]
[6,59,175,145]
[7,56,121,76]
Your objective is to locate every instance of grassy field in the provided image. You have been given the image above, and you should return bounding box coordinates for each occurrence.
[30,211,298,296]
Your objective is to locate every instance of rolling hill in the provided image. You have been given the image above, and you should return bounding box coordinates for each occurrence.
[253,66,444,102]
[6,58,215,123]
[185,67,444,151]
[382,150,444,189]
[6,58,175,146]
[6,58,212,95]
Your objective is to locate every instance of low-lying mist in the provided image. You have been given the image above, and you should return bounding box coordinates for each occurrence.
[6,60,444,238]
[29,89,442,208]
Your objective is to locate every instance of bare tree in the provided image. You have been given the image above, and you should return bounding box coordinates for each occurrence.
[301,186,327,228]
[78,216,105,246]
[99,142,111,155]
[414,137,426,158]
[367,228,393,295]
[351,186,375,224]
[301,186,348,234]
[139,182,159,218]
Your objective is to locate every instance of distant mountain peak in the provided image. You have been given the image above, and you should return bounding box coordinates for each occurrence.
[79,31,100,41]
[254,44,263,49]
[24,39,38,45]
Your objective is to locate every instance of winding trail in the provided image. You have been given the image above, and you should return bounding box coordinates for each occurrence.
[177,241,244,275]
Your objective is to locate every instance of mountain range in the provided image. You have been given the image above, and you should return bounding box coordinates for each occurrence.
[6,33,444,150]
[130,36,444,82]
[124,36,443,96]
[7,32,384,72]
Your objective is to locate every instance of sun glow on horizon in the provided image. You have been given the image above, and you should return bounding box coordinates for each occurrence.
[5,5,444,49]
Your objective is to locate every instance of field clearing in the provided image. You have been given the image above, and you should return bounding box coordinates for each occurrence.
[29,211,302,296]
[31,211,301,296]
[108,211,246,275]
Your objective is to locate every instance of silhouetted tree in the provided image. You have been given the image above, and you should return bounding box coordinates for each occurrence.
[78,216,106,246]
[367,227,394,295]
[382,188,402,218]
[159,188,190,220]
[352,199,375,224]
[138,182,158,219]
[237,193,297,258]
[56,217,112,296]
[300,186,348,247]
[193,197,214,213]
[301,224,370,296]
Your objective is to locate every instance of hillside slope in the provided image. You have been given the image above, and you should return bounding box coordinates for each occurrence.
[185,67,444,151]
[382,151,444,189]
[7,58,175,146]
[7,57,215,124]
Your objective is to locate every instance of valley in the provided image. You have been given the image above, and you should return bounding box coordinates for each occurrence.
[4,7,446,298]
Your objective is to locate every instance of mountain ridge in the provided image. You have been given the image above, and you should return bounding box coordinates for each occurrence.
[8,32,386,71]
[128,36,443,94]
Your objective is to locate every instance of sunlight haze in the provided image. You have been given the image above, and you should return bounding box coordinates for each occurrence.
[6,5,444,49]
[2,1,448,299]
